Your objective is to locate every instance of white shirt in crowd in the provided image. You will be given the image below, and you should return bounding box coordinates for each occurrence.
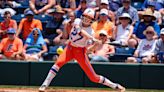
[115,24,131,44]
[153,10,162,21]
[136,39,157,57]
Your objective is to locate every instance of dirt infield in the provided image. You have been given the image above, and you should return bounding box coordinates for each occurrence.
[0,86,163,92]
[0,88,116,92]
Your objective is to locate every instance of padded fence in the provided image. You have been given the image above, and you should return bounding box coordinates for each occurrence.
[0,61,164,89]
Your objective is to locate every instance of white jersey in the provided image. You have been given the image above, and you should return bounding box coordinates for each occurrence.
[69,18,94,47]
[137,39,157,57]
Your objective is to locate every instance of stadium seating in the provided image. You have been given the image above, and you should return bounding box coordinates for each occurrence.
[34,14,51,23]
[12,14,25,22]
[131,2,142,10]
[109,47,135,62]
[0,16,3,22]
[157,52,164,63]
[43,45,65,60]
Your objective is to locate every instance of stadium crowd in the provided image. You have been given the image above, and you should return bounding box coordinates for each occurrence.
[0,0,164,63]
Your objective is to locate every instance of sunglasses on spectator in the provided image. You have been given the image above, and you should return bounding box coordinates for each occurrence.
[119,17,129,20]
[69,15,74,18]
[123,1,130,3]
[146,31,154,34]
[4,16,11,19]
[7,33,14,35]
[33,33,39,36]
[101,3,108,5]
[100,34,107,37]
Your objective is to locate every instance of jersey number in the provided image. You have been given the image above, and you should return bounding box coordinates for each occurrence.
[71,27,83,42]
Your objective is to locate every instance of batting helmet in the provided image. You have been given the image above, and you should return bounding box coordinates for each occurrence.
[83,8,95,19]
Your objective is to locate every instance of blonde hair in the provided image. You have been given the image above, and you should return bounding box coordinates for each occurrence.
[143,26,156,35]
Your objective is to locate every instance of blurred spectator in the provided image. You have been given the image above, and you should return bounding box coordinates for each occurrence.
[85,0,98,8]
[116,0,139,26]
[147,3,162,25]
[129,8,160,48]
[0,0,21,8]
[6,0,22,8]
[57,0,76,11]
[29,0,56,14]
[0,28,24,60]
[153,28,164,63]
[75,0,87,18]
[126,26,157,63]
[95,0,115,24]
[16,9,42,41]
[88,30,115,62]
[0,8,16,16]
[0,10,17,40]
[23,28,47,61]
[159,8,164,24]
[141,0,164,11]
[92,8,114,39]
[109,0,122,12]
[43,5,65,45]
[139,2,162,25]
[112,13,133,46]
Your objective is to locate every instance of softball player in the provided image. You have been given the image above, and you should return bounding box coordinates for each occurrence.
[39,8,125,92]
